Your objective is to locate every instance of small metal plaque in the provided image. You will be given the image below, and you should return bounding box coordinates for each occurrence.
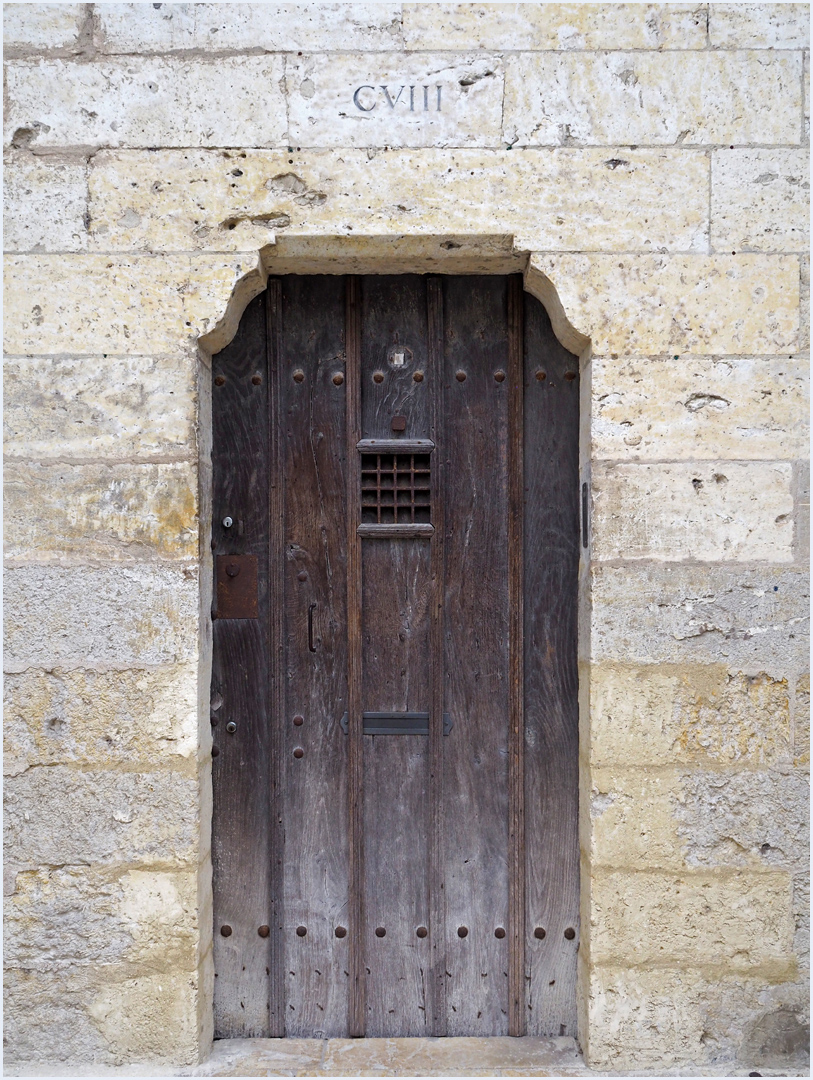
[215,554,258,619]
[339,711,453,735]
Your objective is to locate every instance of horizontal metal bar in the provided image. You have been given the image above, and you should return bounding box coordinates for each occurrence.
[357,523,434,538]
[356,439,435,453]
[339,712,453,735]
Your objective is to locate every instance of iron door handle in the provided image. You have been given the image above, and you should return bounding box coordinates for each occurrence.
[308,602,317,652]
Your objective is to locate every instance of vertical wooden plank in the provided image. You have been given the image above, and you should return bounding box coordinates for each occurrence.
[427,276,447,1037]
[523,292,580,1038]
[211,291,272,1037]
[507,274,526,1037]
[359,276,433,1037]
[277,276,349,1036]
[442,276,510,1036]
[266,280,285,1037]
[346,275,365,1037]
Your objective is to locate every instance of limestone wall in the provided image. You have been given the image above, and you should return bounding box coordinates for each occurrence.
[3,3,809,1071]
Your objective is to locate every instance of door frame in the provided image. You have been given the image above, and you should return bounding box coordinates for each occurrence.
[197,236,594,1049]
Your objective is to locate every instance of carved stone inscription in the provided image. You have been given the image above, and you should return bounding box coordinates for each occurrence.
[353,84,443,112]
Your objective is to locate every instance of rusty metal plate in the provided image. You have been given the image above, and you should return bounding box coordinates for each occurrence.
[215,554,258,619]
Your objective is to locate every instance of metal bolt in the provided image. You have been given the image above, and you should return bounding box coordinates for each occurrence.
[416,926,428,939]
[220,924,232,937]
[296,925,307,937]
[214,375,226,386]
[212,746,220,758]
[222,516,233,528]
[251,374,262,385]
[293,747,304,759]
[564,927,576,940]
[391,416,407,432]
[534,927,546,940]
[413,371,424,383]
[335,926,347,938]
[293,370,305,383]
[375,927,386,938]
[494,927,506,939]
[535,370,546,382]
[373,372,384,384]
[293,715,304,727]
[225,562,240,578]
[258,925,270,938]
[456,370,466,382]
[332,372,344,386]
[297,571,308,582]
[457,926,468,938]
[494,370,506,383]
[564,371,577,381]
[226,722,237,734]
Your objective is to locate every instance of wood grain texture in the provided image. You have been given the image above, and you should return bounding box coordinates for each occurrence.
[523,292,580,1038]
[212,291,272,1037]
[278,276,349,1037]
[442,277,511,1036]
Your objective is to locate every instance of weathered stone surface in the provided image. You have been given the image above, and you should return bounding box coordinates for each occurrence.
[3,253,266,355]
[2,3,85,51]
[589,564,809,669]
[3,150,87,251]
[4,462,198,563]
[4,766,199,866]
[529,253,800,356]
[795,674,810,766]
[504,51,802,147]
[3,966,109,1063]
[800,253,810,352]
[403,3,707,51]
[286,53,504,149]
[4,566,198,671]
[591,354,809,462]
[591,870,795,971]
[674,769,809,871]
[97,3,403,52]
[586,966,809,1070]
[88,146,709,254]
[90,971,200,1065]
[3,665,198,775]
[590,768,685,870]
[709,4,810,49]
[5,866,198,970]
[712,149,810,253]
[3,57,287,150]
[3,354,197,461]
[589,665,793,768]
[591,462,794,563]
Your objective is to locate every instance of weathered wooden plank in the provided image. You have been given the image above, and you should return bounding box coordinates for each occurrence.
[212,291,272,1038]
[523,292,580,1039]
[442,276,511,1036]
[507,274,526,1038]
[278,276,350,1037]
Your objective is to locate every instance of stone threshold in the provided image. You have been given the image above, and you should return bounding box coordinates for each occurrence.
[4,1037,807,1078]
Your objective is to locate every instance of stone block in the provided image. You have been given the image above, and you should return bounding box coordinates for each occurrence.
[531,253,800,356]
[709,4,810,49]
[88,146,709,254]
[585,966,809,1071]
[3,966,109,1063]
[403,3,707,51]
[3,253,265,355]
[3,56,287,149]
[3,565,198,671]
[97,3,403,52]
[4,766,199,866]
[3,665,198,776]
[590,870,795,971]
[674,769,809,871]
[3,150,87,251]
[589,665,793,768]
[795,674,810,766]
[4,866,198,971]
[589,564,809,669]
[590,768,684,871]
[591,354,809,462]
[4,461,198,563]
[3,353,197,462]
[800,253,810,352]
[591,462,794,562]
[2,3,85,51]
[712,149,810,253]
[89,971,200,1065]
[286,53,504,149]
[504,51,802,147]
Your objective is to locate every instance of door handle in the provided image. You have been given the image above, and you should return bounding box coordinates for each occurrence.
[308,602,317,653]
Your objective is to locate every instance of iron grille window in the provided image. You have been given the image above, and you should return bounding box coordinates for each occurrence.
[361,452,431,524]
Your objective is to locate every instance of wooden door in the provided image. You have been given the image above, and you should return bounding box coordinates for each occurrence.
[211,275,580,1039]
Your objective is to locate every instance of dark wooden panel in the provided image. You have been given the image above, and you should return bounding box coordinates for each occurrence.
[276,276,350,1037]
[523,292,580,1038]
[442,276,511,1036]
[211,291,272,1037]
